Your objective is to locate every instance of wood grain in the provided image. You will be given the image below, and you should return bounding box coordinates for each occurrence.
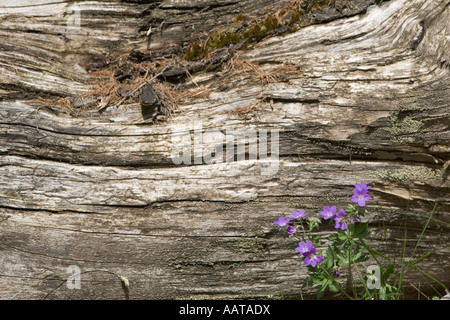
[0,0,449,299]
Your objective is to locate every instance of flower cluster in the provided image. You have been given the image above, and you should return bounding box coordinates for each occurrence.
[351,183,371,207]
[273,183,371,268]
[319,206,348,230]
[271,183,437,300]
[295,241,323,267]
[273,209,307,235]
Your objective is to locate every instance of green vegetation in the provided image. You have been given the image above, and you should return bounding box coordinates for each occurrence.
[184,3,307,60]
[273,184,448,299]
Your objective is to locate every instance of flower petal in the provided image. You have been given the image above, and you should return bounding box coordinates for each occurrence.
[292,210,307,219]
[303,257,311,266]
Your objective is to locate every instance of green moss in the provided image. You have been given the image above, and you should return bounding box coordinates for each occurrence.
[184,5,307,61]
[183,0,346,61]
[233,13,248,23]
[263,15,280,31]
[305,0,336,13]
[184,28,243,60]
[243,23,265,40]
[289,9,303,26]
[184,41,206,61]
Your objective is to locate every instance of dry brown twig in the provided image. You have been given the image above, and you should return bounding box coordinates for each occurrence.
[0,13,40,24]
[224,97,266,115]
[97,66,171,112]
[225,52,276,87]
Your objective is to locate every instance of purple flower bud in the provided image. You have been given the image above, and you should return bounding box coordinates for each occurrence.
[286,226,296,234]
[334,209,347,230]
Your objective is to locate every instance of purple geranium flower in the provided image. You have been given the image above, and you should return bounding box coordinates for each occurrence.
[320,206,337,220]
[303,247,324,267]
[274,216,291,227]
[291,210,307,219]
[334,208,347,230]
[351,183,371,207]
[286,226,296,234]
[295,240,314,256]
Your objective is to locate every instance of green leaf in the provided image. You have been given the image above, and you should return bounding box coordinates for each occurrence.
[316,278,330,299]
[325,247,335,267]
[336,252,348,265]
[361,241,388,260]
[381,264,395,283]
[316,286,326,299]
[312,275,324,285]
[312,234,324,245]
[356,254,370,263]
[343,240,353,252]
[328,280,339,293]
[379,286,386,300]
[350,245,368,263]
[337,230,348,242]
[346,204,358,215]
[327,233,337,241]
[407,252,432,270]
[302,276,314,289]
[351,222,371,239]
[307,217,321,231]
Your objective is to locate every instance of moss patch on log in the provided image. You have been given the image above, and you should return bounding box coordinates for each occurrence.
[184,1,310,61]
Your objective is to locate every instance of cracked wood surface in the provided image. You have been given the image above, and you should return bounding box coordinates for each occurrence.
[0,0,449,299]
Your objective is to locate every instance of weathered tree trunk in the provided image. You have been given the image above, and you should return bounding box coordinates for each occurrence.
[0,0,449,299]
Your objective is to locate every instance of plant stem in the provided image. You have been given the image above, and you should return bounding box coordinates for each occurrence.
[410,203,436,259]
[323,269,353,300]
[358,238,383,267]
[347,245,358,299]
[395,217,408,299]
[413,266,448,290]
[353,262,373,299]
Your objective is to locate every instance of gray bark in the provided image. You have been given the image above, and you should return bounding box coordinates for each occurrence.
[0,0,449,299]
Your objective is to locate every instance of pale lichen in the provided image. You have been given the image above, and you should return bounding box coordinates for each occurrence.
[384,113,424,143]
[370,166,441,183]
[386,115,424,136]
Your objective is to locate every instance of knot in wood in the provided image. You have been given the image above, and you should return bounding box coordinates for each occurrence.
[140,83,160,121]
[140,84,158,107]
